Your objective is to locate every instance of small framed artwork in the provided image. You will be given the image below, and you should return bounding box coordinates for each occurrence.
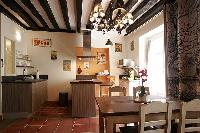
[84,62,89,69]
[51,50,57,60]
[115,43,122,52]
[131,41,134,51]
[97,52,106,64]
[33,38,52,47]
[63,60,71,71]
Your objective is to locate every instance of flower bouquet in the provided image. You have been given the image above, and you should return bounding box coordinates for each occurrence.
[138,69,148,97]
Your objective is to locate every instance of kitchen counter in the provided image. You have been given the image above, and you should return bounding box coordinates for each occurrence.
[2,79,47,83]
[70,79,102,84]
[2,79,48,118]
[71,79,101,117]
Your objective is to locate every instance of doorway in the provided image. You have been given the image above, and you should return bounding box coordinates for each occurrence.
[5,38,15,75]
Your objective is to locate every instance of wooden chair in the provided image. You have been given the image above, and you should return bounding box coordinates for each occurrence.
[179,99,200,133]
[120,101,172,133]
[139,101,172,133]
[109,86,126,96]
[133,86,150,98]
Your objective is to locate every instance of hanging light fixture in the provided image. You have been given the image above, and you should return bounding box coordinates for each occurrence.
[105,39,113,45]
[89,0,133,34]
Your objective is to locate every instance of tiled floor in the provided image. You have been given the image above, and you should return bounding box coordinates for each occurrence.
[0,102,99,133]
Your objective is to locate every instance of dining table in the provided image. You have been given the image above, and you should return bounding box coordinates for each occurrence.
[96,95,182,133]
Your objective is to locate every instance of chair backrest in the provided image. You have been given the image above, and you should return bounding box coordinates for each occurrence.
[179,99,200,133]
[133,86,150,98]
[140,101,172,133]
[109,86,126,96]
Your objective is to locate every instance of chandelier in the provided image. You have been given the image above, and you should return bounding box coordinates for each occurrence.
[89,0,134,34]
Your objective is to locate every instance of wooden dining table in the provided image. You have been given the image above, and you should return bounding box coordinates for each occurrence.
[96,95,181,133]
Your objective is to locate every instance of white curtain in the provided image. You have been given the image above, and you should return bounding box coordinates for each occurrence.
[147,32,166,97]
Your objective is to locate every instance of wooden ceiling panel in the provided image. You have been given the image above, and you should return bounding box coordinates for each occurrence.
[75,0,83,33]
[38,0,59,29]
[2,0,39,29]
[0,0,164,34]
[31,0,54,29]
[59,0,71,30]
[0,4,28,29]
[16,0,43,27]
[0,1,29,27]
[67,0,76,30]
[21,0,50,30]
[48,0,66,29]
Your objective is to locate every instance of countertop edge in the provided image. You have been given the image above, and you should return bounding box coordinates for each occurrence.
[2,79,48,83]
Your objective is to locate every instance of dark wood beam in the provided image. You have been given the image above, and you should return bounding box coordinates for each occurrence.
[21,0,50,30]
[132,0,159,21]
[75,0,83,33]
[59,0,71,30]
[119,0,158,33]
[131,0,149,16]
[124,0,138,11]
[1,0,39,29]
[26,27,76,33]
[126,0,165,35]
[0,4,28,29]
[39,0,59,29]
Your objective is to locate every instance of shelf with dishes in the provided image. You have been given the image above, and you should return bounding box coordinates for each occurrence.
[16,51,34,69]
[16,57,32,61]
[16,65,34,68]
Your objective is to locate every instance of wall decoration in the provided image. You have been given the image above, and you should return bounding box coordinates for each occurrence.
[115,43,122,52]
[63,60,71,71]
[97,52,106,64]
[51,50,57,60]
[33,38,52,47]
[130,41,134,51]
[84,62,89,69]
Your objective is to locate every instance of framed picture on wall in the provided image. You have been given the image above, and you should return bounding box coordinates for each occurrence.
[51,50,57,60]
[97,52,106,64]
[63,60,71,71]
[115,43,122,52]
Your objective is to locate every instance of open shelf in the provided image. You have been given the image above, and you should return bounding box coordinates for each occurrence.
[16,57,32,61]
[16,65,34,68]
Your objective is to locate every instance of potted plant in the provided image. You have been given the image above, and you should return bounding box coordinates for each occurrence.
[138,69,148,98]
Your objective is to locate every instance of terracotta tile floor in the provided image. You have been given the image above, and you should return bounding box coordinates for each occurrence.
[0,102,99,133]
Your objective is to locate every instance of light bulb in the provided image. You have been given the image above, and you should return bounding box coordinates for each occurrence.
[90,17,95,22]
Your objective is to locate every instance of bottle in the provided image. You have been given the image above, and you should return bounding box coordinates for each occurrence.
[36,70,40,79]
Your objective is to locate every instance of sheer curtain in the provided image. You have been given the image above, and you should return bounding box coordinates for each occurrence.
[147,32,166,97]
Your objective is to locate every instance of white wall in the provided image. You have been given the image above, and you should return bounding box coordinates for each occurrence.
[23,30,127,101]
[124,12,164,65]
[24,31,82,101]
[1,14,27,76]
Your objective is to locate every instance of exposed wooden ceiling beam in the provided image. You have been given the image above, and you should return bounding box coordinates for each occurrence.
[39,0,59,29]
[26,27,76,33]
[59,0,71,30]
[0,4,28,29]
[86,0,102,29]
[75,0,83,33]
[131,0,149,16]
[126,0,164,35]
[21,0,49,31]
[124,0,138,11]
[119,0,158,33]
[1,0,39,29]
